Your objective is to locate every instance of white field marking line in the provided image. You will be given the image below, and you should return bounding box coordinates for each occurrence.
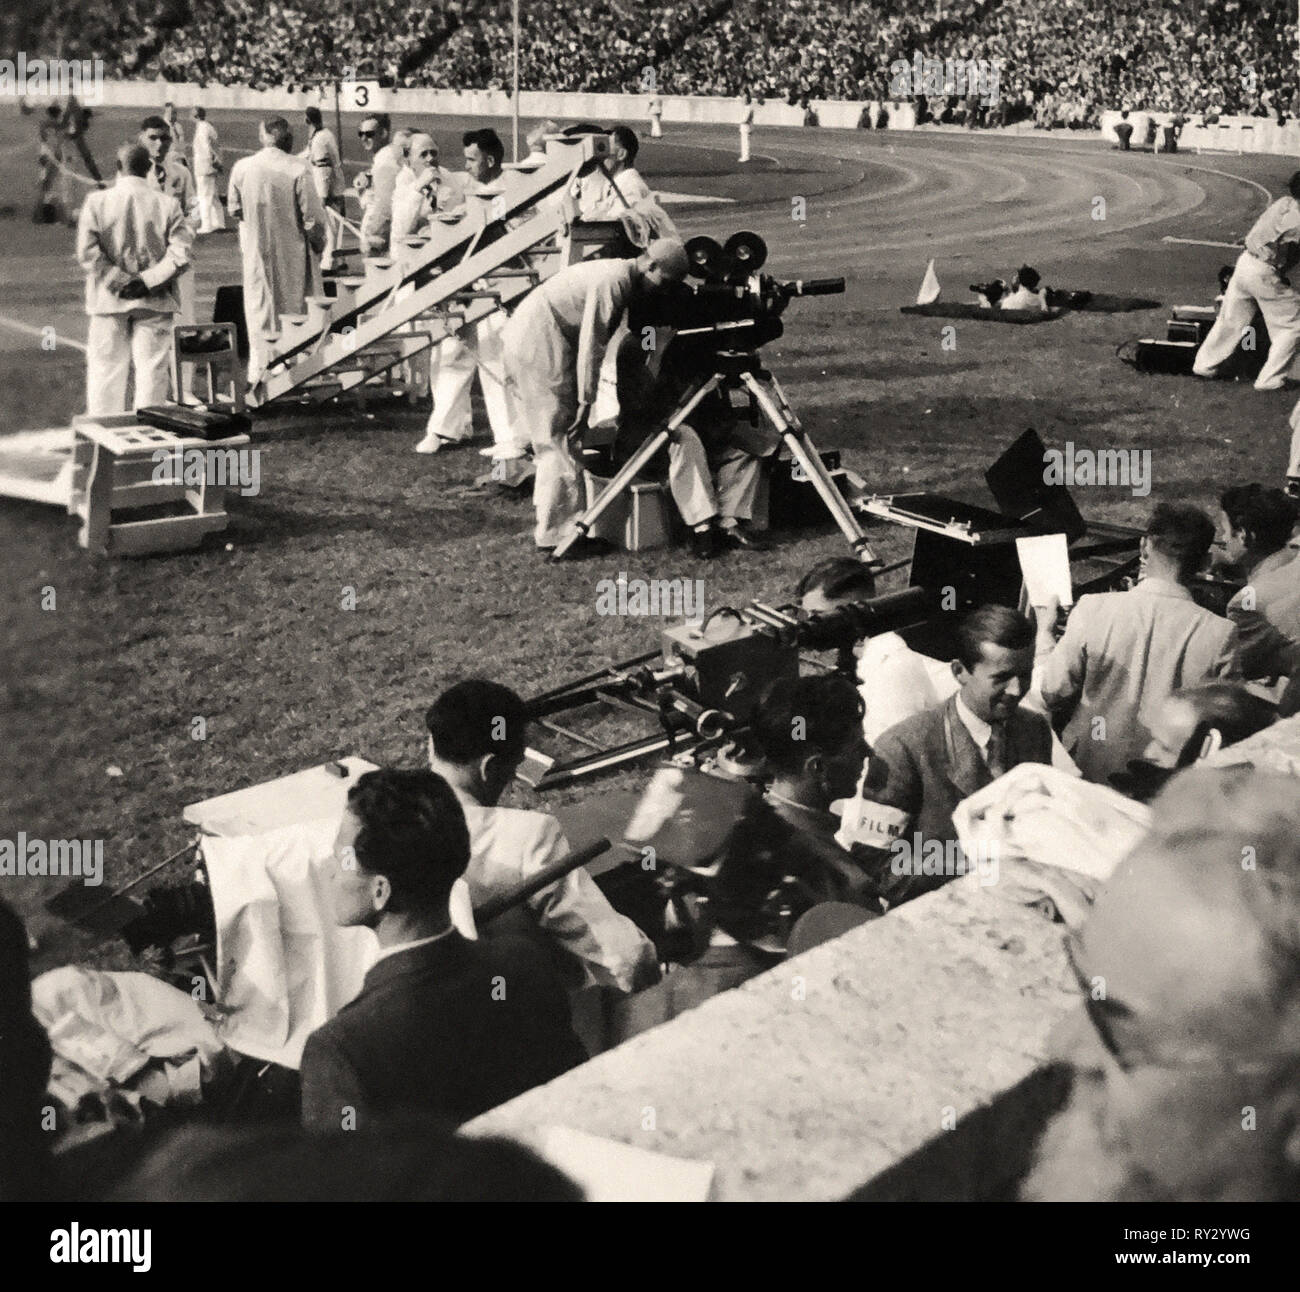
[1162,237,1243,249]
[0,314,86,351]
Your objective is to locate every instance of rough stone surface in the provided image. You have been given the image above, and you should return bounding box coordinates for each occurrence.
[465,878,1075,1200]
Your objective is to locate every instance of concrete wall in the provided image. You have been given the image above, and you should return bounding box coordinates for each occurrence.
[1101,108,1300,156]
[90,79,916,130]
[465,877,1074,1201]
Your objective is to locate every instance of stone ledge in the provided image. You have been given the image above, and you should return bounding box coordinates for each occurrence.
[465,878,1074,1201]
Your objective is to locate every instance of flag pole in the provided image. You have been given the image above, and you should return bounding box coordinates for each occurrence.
[512,0,521,162]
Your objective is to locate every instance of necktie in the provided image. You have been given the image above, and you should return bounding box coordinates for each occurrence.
[986,724,1008,779]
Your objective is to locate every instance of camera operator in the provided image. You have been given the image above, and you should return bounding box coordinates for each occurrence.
[502,238,690,555]
[612,673,881,1039]
[607,323,772,557]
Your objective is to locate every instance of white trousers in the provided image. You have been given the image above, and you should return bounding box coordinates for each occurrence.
[1193,251,1300,390]
[85,311,174,415]
[667,426,763,526]
[425,311,521,450]
[739,123,752,163]
[195,172,225,232]
[1287,400,1300,477]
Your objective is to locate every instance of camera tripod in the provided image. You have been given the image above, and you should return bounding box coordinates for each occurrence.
[552,349,879,563]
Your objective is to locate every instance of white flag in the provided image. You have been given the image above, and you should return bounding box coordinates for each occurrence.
[917,259,941,305]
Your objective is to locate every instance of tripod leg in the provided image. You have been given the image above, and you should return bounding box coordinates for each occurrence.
[552,374,724,559]
[739,371,878,565]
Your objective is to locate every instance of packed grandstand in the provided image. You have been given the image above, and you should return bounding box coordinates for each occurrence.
[4,0,1297,123]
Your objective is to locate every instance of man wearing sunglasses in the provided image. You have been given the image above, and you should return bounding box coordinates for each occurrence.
[1024,768,1300,1201]
[355,113,400,256]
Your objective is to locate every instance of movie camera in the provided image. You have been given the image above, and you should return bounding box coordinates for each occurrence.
[526,430,1148,788]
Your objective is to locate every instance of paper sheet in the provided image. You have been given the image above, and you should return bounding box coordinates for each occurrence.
[1016,533,1074,608]
[540,1125,715,1202]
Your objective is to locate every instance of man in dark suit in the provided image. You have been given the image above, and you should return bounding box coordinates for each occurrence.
[846,605,1055,906]
[300,769,585,1134]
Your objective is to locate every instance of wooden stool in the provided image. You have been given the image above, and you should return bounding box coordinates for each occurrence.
[70,413,251,556]
[172,323,245,412]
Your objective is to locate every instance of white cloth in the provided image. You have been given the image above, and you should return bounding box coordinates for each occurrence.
[191,119,221,179]
[951,763,1151,929]
[33,966,224,1115]
[227,146,327,386]
[1193,249,1300,390]
[666,425,763,526]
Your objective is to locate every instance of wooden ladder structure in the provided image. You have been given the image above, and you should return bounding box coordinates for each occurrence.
[257,133,612,407]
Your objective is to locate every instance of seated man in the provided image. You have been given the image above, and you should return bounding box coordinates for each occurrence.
[300,769,585,1133]
[847,605,1055,905]
[1038,503,1240,784]
[608,325,771,557]
[425,679,658,996]
[1109,681,1277,801]
[998,264,1049,311]
[1213,483,1296,584]
[613,674,880,1038]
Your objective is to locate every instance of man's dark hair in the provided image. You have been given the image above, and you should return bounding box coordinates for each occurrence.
[462,127,504,164]
[305,105,323,127]
[955,604,1035,670]
[1172,682,1276,750]
[611,125,639,161]
[1147,502,1216,581]
[1017,264,1041,290]
[753,674,864,778]
[425,679,529,764]
[362,112,391,133]
[193,106,207,120]
[119,142,152,177]
[1219,484,1297,555]
[1288,170,1300,201]
[139,114,169,134]
[796,557,877,605]
[263,116,293,151]
[347,769,469,909]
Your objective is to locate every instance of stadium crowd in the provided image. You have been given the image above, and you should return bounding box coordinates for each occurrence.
[10,0,1296,123]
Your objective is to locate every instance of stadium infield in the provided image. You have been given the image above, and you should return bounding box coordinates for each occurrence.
[0,105,1293,966]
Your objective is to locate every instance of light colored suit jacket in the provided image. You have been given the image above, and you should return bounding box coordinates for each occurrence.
[1039,578,1239,784]
[76,175,192,316]
[1227,551,1300,679]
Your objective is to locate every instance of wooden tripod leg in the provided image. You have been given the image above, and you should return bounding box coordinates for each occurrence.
[739,370,878,564]
[552,374,724,559]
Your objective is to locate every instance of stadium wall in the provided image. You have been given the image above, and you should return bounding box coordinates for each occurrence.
[92,79,917,131]
[1101,109,1300,156]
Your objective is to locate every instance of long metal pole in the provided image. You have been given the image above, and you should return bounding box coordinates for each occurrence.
[512,0,521,162]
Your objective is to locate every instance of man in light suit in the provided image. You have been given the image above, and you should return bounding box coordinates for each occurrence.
[300,769,584,1133]
[848,605,1055,906]
[302,106,345,270]
[76,143,192,414]
[1038,503,1240,785]
[425,679,658,997]
[190,106,225,233]
[227,116,327,391]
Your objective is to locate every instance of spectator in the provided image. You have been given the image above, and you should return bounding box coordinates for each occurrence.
[299,768,585,1133]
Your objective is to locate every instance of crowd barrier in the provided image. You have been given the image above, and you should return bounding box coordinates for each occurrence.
[85,79,917,130]
[1101,108,1300,156]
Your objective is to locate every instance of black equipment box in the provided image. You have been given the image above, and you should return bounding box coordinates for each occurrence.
[1133,338,1198,374]
[1167,318,1212,344]
[768,449,842,528]
[137,404,253,440]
